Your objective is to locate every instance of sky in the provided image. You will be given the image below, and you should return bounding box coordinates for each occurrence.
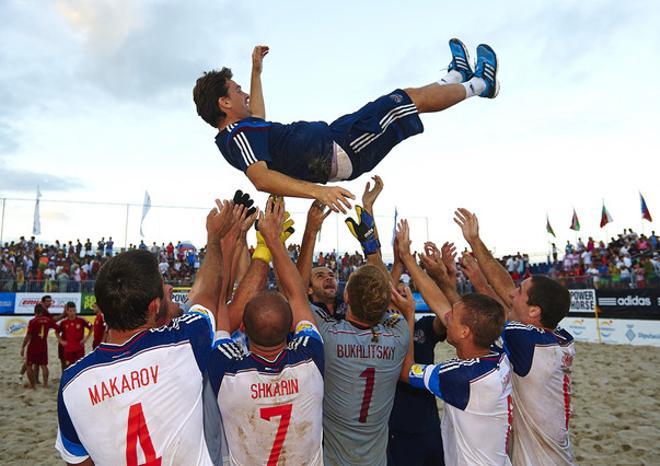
[1,0,659,262]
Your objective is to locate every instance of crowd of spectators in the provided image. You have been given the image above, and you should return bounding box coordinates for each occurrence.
[1,228,658,293]
[0,236,205,292]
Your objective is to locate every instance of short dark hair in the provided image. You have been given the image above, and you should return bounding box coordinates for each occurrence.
[527,275,570,329]
[460,293,505,349]
[94,250,164,331]
[243,291,293,347]
[346,265,391,327]
[41,295,52,302]
[65,301,76,309]
[193,67,233,128]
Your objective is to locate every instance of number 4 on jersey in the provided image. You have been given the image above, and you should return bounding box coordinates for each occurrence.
[126,402,162,466]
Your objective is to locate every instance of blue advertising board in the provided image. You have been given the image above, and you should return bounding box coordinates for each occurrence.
[0,293,16,314]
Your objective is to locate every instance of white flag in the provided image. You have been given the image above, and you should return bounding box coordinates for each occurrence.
[140,191,151,237]
[32,186,41,235]
[391,206,398,246]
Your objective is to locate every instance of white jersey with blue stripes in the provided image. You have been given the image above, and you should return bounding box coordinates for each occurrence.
[501,322,576,465]
[55,305,216,466]
[410,349,513,466]
[207,321,324,466]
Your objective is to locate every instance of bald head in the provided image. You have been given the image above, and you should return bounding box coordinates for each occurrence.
[243,291,293,347]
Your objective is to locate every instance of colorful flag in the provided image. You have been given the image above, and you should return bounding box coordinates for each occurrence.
[546,214,556,237]
[640,192,652,222]
[32,186,41,235]
[570,208,580,231]
[140,191,151,237]
[600,202,613,228]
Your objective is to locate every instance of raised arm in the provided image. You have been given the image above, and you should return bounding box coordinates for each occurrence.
[390,283,416,383]
[190,200,233,322]
[346,176,389,279]
[459,252,507,309]
[297,200,332,286]
[454,208,515,308]
[396,220,452,327]
[259,197,315,324]
[418,251,461,306]
[246,162,355,214]
[249,45,268,119]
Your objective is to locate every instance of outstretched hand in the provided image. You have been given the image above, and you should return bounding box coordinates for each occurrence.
[395,219,412,260]
[257,197,285,246]
[252,45,269,74]
[419,250,451,286]
[362,175,384,213]
[390,283,415,319]
[454,208,480,244]
[315,185,355,214]
[306,200,332,232]
[207,199,234,241]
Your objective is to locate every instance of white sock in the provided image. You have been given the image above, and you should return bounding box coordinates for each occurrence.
[438,70,462,85]
[462,77,486,98]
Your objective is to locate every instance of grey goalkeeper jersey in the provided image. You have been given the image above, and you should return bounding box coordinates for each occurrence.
[312,305,409,466]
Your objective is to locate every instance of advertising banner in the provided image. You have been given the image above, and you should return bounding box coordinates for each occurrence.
[568,289,596,316]
[596,289,660,319]
[559,317,599,343]
[13,292,82,315]
[81,293,97,314]
[172,287,191,307]
[0,292,15,314]
[0,315,31,337]
[597,318,660,346]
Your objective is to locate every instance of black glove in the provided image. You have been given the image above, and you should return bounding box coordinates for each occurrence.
[233,190,257,217]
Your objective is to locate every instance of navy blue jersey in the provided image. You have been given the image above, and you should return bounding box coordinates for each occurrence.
[389,315,444,433]
[215,117,334,183]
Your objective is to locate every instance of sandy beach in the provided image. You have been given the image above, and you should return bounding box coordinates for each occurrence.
[0,337,658,465]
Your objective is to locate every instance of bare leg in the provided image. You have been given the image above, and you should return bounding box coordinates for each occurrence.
[25,364,36,389]
[404,83,467,114]
[42,366,50,388]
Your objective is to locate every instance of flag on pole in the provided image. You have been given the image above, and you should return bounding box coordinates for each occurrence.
[569,208,580,231]
[600,202,613,228]
[640,192,653,222]
[140,191,151,237]
[391,207,398,246]
[32,186,41,235]
[546,214,556,237]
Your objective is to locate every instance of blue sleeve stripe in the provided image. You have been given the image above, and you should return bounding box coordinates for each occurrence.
[186,308,215,346]
[61,431,88,457]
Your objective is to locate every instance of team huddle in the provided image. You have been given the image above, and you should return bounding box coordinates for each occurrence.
[53,40,576,465]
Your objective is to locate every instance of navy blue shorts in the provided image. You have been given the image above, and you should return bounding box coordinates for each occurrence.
[387,428,445,466]
[329,89,424,180]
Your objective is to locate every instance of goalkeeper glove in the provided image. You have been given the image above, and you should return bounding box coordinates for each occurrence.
[345,205,380,256]
[232,189,257,217]
[252,212,295,264]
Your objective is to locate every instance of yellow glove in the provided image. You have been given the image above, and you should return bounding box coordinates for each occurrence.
[252,212,295,264]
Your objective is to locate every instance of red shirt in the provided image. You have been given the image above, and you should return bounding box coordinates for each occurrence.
[59,317,92,352]
[26,316,59,354]
[93,313,106,348]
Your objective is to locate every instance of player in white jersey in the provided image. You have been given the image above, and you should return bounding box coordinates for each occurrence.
[56,200,236,466]
[208,196,325,466]
[453,208,576,465]
[396,219,512,465]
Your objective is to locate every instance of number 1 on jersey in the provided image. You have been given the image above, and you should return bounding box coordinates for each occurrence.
[260,403,293,466]
[126,402,162,466]
[359,367,375,423]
